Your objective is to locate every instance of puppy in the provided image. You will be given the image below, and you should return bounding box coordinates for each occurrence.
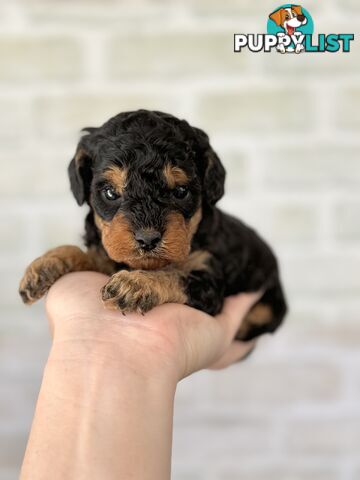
[19,110,287,341]
[269,5,307,54]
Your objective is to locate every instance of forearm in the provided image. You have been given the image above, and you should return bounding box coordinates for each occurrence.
[20,341,176,480]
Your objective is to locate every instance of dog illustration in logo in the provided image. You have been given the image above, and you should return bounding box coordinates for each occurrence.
[269,5,307,53]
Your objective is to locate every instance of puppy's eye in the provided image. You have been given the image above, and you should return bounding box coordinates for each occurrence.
[172,186,189,200]
[102,186,120,201]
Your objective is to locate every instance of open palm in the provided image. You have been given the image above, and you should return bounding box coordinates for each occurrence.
[45,272,260,382]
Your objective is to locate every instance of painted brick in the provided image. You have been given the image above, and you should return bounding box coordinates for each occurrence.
[220,149,249,192]
[172,471,205,480]
[260,204,319,245]
[196,361,341,406]
[39,207,86,250]
[1,2,360,479]
[220,199,319,245]
[108,32,249,80]
[188,0,322,16]
[337,87,360,131]
[0,469,18,480]
[262,25,359,77]
[218,467,339,480]
[263,145,360,190]
[334,201,360,242]
[0,431,27,469]
[0,35,83,83]
[0,266,31,309]
[0,97,32,146]
[34,93,181,141]
[0,214,27,254]
[338,0,360,10]
[286,324,360,351]
[173,418,274,460]
[285,417,360,455]
[283,254,360,296]
[24,2,184,33]
[0,305,48,338]
[195,89,312,134]
[0,148,71,198]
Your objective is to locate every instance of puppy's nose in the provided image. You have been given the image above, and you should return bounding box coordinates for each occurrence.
[135,229,161,251]
[297,14,305,21]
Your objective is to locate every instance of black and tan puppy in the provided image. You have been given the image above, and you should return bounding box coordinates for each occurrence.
[19,110,287,341]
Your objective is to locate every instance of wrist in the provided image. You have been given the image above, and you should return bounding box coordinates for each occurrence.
[50,310,183,385]
[22,334,177,480]
[49,334,179,394]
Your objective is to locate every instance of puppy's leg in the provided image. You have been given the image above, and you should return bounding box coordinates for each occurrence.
[235,279,287,341]
[101,250,224,315]
[102,269,187,313]
[183,252,225,316]
[19,245,113,304]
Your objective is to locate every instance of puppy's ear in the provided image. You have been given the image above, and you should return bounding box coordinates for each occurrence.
[292,5,302,16]
[192,127,225,206]
[269,8,283,26]
[68,144,93,206]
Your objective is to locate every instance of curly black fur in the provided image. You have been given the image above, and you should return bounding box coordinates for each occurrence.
[68,109,287,341]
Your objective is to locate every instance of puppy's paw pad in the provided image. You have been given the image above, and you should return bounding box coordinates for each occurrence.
[102,272,160,314]
[19,257,65,304]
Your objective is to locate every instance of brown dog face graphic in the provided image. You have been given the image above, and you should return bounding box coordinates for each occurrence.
[269,5,307,35]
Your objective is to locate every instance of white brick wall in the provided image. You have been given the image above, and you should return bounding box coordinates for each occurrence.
[1,1,359,479]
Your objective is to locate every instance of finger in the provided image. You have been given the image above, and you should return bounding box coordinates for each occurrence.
[215,291,263,342]
[208,340,256,370]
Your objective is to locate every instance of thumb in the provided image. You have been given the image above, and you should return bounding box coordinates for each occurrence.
[216,291,262,342]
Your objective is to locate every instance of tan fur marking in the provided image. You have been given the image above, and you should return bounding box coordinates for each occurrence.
[236,303,274,340]
[75,148,83,162]
[164,164,189,189]
[95,212,137,264]
[96,211,170,269]
[19,245,115,304]
[187,207,202,240]
[125,257,171,270]
[159,207,202,267]
[95,207,202,270]
[181,250,210,274]
[102,269,186,313]
[245,304,273,327]
[94,213,104,230]
[101,249,211,313]
[103,166,128,194]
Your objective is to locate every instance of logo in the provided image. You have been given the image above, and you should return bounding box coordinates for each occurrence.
[267,4,313,53]
[234,4,354,54]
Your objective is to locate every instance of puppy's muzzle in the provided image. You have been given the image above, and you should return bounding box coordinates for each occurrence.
[135,229,162,251]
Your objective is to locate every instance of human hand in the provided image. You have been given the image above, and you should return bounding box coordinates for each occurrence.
[45,272,261,383]
[22,271,261,480]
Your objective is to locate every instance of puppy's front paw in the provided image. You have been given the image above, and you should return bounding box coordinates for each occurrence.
[101,271,160,314]
[19,256,66,304]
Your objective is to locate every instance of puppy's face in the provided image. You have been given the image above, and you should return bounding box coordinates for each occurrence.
[68,110,225,269]
[90,147,202,269]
